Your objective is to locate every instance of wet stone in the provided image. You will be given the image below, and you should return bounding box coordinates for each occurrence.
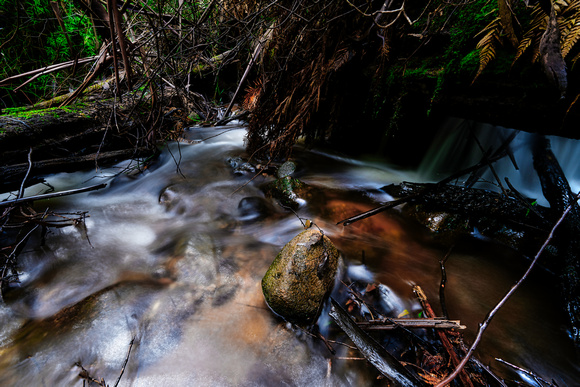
[276,161,296,178]
[261,229,340,325]
[226,156,256,175]
[237,196,276,222]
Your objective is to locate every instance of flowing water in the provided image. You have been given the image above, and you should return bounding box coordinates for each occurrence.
[0,121,579,386]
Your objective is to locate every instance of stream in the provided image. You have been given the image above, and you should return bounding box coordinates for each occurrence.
[0,121,579,385]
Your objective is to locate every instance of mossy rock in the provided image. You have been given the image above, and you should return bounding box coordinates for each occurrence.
[264,176,305,208]
[261,229,339,325]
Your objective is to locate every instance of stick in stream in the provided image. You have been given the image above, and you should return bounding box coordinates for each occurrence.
[439,245,454,320]
[0,183,107,208]
[435,192,580,387]
[329,298,423,387]
[18,148,33,200]
[113,337,135,387]
[414,285,474,387]
[495,358,554,386]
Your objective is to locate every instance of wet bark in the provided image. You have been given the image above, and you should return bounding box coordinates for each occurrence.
[381,181,550,240]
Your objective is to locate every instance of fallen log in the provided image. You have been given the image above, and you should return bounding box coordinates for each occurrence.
[374,181,551,253]
[0,148,152,180]
[0,98,168,193]
[382,181,547,222]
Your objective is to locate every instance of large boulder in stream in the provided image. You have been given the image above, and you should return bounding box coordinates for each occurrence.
[262,229,340,325]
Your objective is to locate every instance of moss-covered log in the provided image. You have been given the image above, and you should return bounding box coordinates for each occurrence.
[0,98,177,193]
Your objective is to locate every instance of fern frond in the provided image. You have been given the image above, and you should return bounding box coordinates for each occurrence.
[513,4,547,64]
[557,0,580,57]
[561,18,580,57]
[554,0,571,14]
[329,48,350,72]
[571,49,580,64]
[473,17,502,83]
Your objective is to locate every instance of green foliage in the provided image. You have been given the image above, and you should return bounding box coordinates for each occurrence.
[0,0,98,107]
[444,0,498,74]
[1,104,87,118]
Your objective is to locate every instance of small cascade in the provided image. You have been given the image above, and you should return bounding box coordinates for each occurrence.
[418,117,580,206]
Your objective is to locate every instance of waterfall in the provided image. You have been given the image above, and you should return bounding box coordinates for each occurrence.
[418,117,580,206]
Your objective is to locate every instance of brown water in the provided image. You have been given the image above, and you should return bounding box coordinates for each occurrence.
[0,125,578,386]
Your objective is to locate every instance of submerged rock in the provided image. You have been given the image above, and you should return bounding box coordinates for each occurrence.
[261,229,340,325]
[237,196,276,222]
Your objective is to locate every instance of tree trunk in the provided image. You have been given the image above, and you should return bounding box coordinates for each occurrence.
[532,135,580,345]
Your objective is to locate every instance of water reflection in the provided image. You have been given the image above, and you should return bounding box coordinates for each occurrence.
[0,125,578,385]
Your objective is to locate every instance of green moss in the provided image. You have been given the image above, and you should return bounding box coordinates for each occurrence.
[0,0,99,105]
[1,105,89,119]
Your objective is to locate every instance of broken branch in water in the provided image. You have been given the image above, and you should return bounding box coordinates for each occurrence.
[495,358,555,386]
[329,298,423,386]
[0,183,107,208]
[414,285,474,387]
[438,245,454,320]
[114,337,136,387]
[357,318,465,330]
[435,191,580,387]
[337,196,415,226]
[75,361,107,386]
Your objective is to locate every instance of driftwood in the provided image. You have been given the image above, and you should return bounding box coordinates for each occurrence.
[357,318,465,330]
[414,286,474,387]
[329,298,423,386]
[0,183,107,208]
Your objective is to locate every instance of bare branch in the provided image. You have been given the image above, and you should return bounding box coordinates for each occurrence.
[435,191,580,387]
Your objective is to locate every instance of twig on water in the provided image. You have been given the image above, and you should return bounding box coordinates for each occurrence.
[495,358,555,386]
[0,183,107,208]
[439,245,454,320]
[114,337,136,387]
[435,192,580,387]
[17,147,33,200]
